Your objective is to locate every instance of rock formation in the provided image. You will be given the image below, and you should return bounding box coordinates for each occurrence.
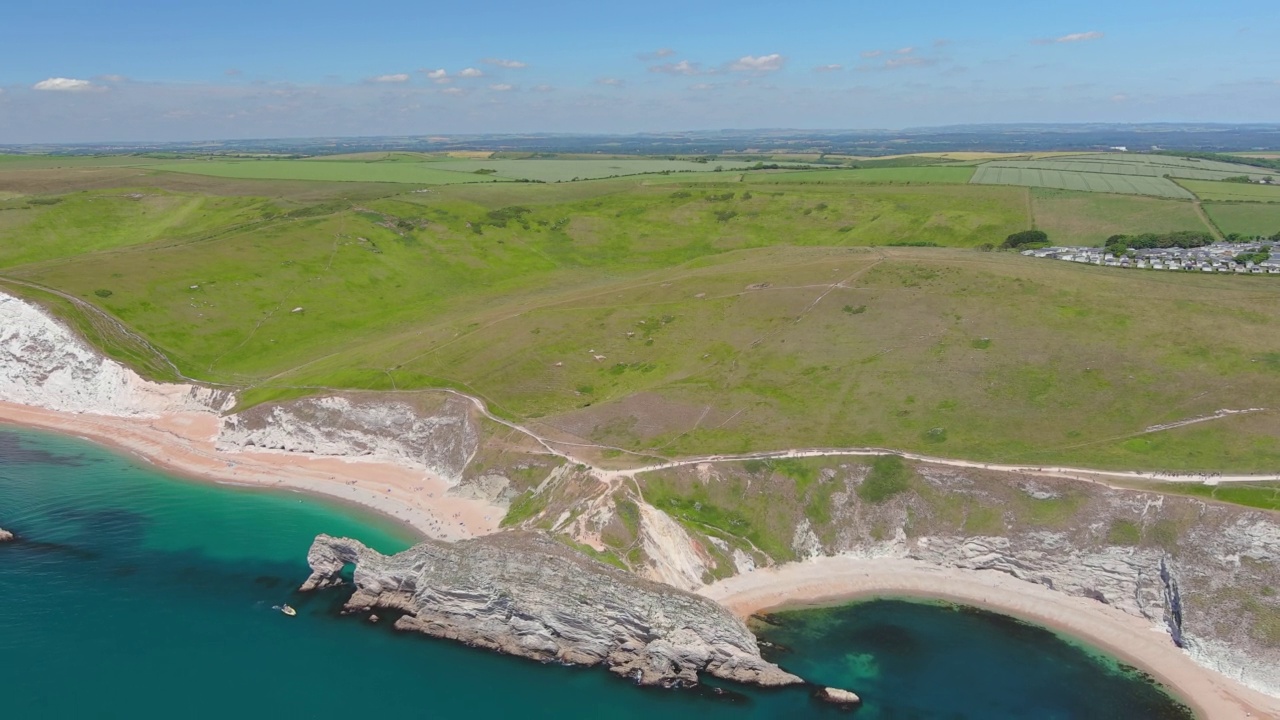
[0,527,14,542]
[300,532,804,689]
[818,687,861,707]
[218,394,479,485]
[0,294,234,416]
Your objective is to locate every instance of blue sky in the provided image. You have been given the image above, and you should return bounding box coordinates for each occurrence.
[1,0,1277,142]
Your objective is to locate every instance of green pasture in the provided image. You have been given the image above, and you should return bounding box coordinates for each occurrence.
[1202,203,1280,237]
[7,157,1280,473]
[970,153,1277,199]
[972,165,1191,198]
[1004,153,1272,179]
[158,159,503,185]
[425,158,764,182]
[1030,189,1211,246]
[743,166,975,184]
[1179,179,1280,203]
[157,157,771,185]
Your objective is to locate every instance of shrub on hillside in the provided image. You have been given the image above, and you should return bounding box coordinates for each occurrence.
[857,456,913,503]
[1002,230,1048,249]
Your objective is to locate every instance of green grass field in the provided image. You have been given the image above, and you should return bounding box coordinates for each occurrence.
[159,159,509,185]
[971,153,1276,199]
[743,167,975,184]
[158,157,769,184]
[1179,179,1280,202]
[5,155,1280,474]
[972,165,1192,198]
[1202,203,1280,237]
[1030,189,1211,246]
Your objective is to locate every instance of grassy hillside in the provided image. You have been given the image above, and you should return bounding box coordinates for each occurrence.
[4,158,1280,473]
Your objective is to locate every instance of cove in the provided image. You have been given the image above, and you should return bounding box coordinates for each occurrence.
[0,426,1193,719]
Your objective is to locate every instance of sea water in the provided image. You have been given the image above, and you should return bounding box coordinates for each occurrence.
[0,427,1194,719]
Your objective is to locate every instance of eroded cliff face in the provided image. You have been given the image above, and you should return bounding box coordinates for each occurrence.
[300,532,803,689]
[606,462,1280,699]
[218,395,479,485]
[0,291,487,486]
[0,294,233,416]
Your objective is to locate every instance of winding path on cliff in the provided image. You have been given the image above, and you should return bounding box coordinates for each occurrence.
[432,388,1280,489]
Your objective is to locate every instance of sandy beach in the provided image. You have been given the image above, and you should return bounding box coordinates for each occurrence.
[701,556,1280,720]
[5,395,1279,719]
[0,401,502,541]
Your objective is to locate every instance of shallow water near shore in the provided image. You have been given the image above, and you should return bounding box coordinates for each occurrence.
[0,426,1194,719]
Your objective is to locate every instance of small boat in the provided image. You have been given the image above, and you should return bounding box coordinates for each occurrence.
[273,604,297,617]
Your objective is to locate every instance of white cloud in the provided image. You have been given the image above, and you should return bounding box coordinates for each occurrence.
[424,69,450,84]
[860,50,883,59]
[649,60,704,76]
[597,77,624,87]
[895,47,915,55]
[482,58,527,69]
[458,67,484,78]
[814,64,843,72]
[99,74,128,83]
[369,73,410,83]
[225,68,242,77]
[489,83,514,91]
[1035,30,1105,45]
[728,53,785,72]
[688,83,719,91]
[1111,93,1128,102]
[532,84,555,92]
[440,87,466,96]
[33,77,96,92]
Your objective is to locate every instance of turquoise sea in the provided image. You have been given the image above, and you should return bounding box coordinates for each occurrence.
[0,426,1194,719]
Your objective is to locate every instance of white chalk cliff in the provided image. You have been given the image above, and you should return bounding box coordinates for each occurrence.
[0,293,233,416]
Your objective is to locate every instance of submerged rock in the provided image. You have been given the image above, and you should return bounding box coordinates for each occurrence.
[300,532,804,689]
[818,687,861,707]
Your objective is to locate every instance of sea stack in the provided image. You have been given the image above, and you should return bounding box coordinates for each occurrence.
[300,532,805,689]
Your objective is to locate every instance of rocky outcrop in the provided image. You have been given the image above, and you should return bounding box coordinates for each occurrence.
[300,532,803,689]
[0,294,234,416]
[818,687,861,707]
[218,394,479,485]
[0,527,14,542]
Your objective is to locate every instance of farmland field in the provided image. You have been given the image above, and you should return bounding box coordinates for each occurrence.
[1178,179,1280,202]
[1202,203,1280,237]
[970,153,1276,199]
[158,157,768,184]
[423,158,765,182]
[1030,189,1210,245]
[159,159,511,185]
[971,165,1191,198]
[743,167,975,184]
[4,155,1280,471]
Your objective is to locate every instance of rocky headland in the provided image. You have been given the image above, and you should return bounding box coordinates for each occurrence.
[300,532,805,689]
